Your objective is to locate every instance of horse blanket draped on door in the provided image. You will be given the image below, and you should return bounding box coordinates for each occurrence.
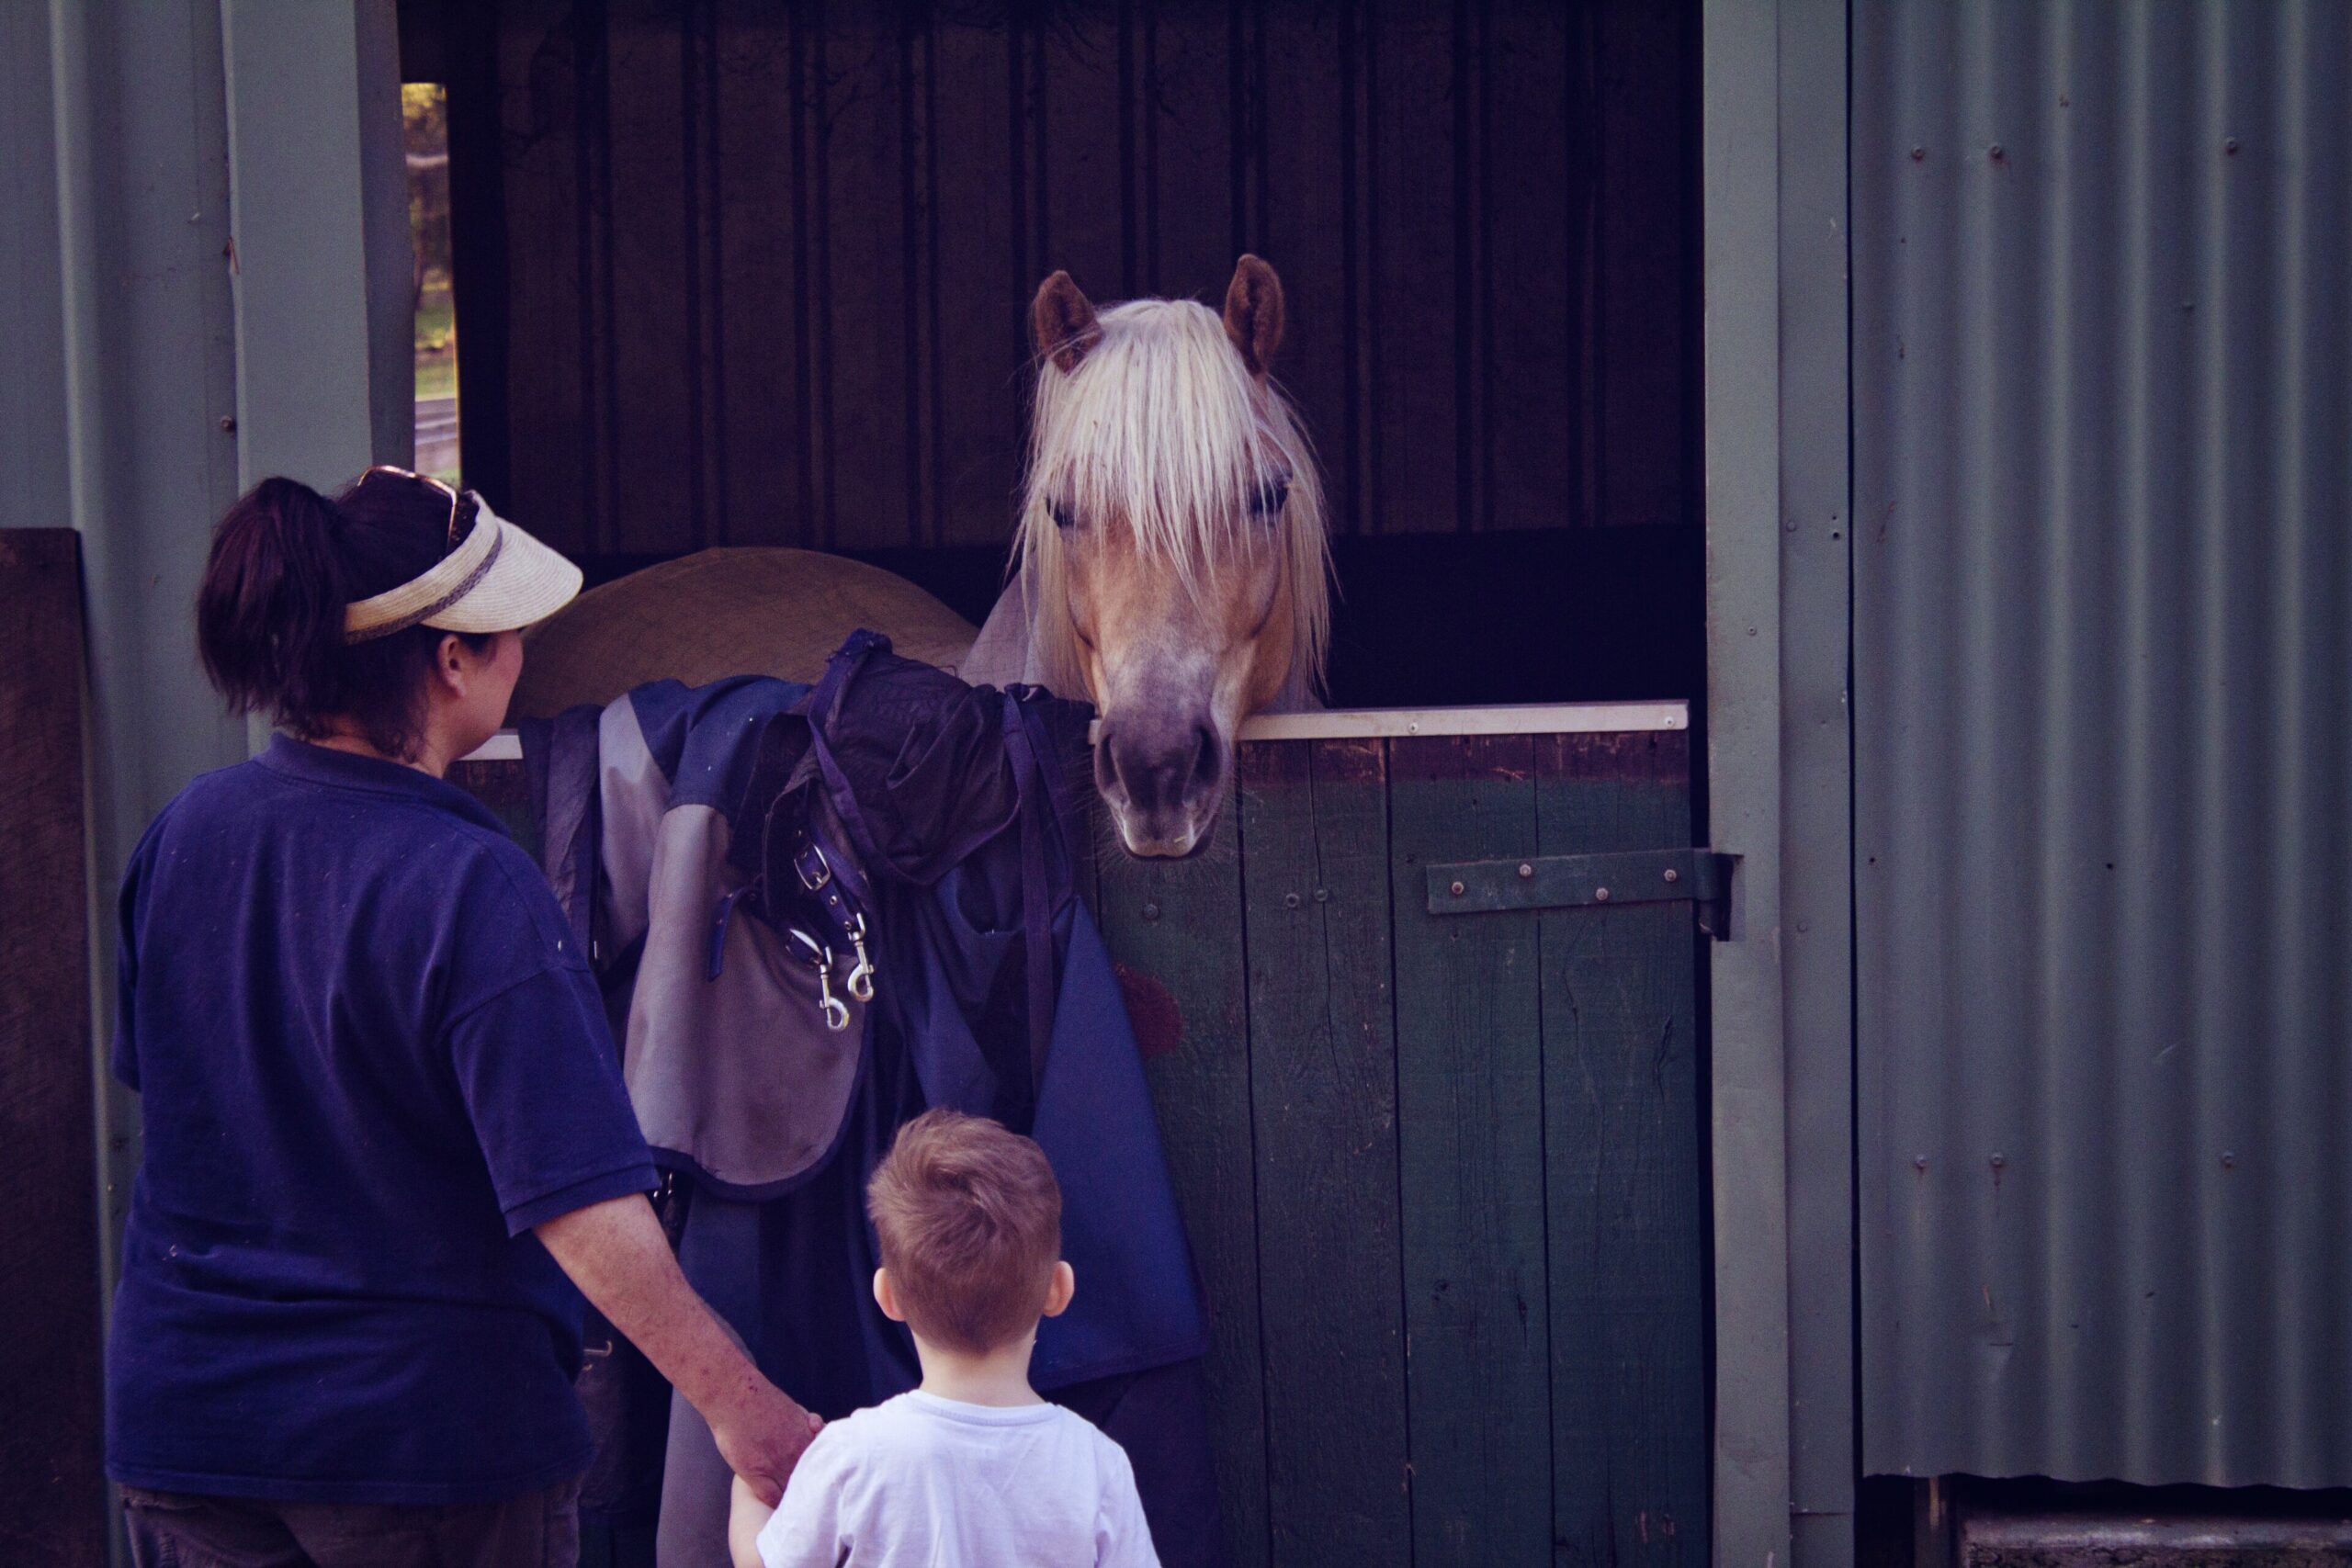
[518,633,1217,1568]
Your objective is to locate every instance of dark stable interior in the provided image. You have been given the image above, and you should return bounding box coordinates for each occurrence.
[404,0,1703,714]
[573,528,1702,711]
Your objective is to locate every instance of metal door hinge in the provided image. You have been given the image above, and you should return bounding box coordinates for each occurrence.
[1427,848,1736,937]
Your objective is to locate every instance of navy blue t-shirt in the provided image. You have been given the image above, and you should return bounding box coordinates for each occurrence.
[106,736,658,1504]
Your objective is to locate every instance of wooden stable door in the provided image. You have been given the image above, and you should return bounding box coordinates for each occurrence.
[458,702,1713,1568]
[1099,705,1712,1568]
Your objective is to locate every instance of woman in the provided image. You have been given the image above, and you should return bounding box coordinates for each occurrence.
[107,468,817,1565]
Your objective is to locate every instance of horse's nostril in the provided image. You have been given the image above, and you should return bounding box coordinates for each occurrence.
[1093,727,1122,795]
[1099,718,1223,819]
[1192,725,1222,791]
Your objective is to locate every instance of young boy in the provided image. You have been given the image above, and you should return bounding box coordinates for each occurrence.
[729,1109,1161,1568]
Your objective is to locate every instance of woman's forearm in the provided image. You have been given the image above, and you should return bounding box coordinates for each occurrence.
[536,1192,754,1413]
[536,1192,819,1500]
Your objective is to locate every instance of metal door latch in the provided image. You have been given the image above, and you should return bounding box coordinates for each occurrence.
[1426,848,1736,938]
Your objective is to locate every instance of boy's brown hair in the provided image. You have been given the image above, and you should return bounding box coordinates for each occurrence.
[866,1110,1063,1354]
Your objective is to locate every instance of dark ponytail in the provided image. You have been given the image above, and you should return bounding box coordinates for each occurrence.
[197,478,351,731]
[197,471,491,761]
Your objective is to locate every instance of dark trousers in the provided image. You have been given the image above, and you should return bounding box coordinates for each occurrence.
[121,1477,581,1568]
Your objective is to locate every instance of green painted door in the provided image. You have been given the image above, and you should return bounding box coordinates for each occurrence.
[1101,710,1710,1568]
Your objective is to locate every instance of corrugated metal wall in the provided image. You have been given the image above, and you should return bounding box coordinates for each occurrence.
[1855,1,2352,1487]
[459,0,1696,558]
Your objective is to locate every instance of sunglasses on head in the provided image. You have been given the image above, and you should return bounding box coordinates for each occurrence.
[358,464,465,552]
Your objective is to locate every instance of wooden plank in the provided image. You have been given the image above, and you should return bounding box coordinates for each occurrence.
[1140,3,1233,303]
[1239,737,1408,1568]
[1257,0,1351,527]
[906,11,951,548]
[445,0,513,505]
[1537,730,1706,1568]
[1237,701,1687,742]
[681,0,727,547]
[497,0,600,553]
[930,12,1023,548]
[1481,3,1577,531]
[713,2,810,547]
[1098,819,1269,1568]
[0,532,102,1568]
[1040,13,1125,318]
[892,13,938,553]
[812,6,917,551]
[605,2,697,554]
[1595,0,1695,529]
[1363,0,1458,535]
[1388,735,1550,1566]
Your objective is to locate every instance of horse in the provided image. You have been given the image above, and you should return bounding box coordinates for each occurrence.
[510,254,1329,859]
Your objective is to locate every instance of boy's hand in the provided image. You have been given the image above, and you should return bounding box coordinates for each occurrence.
[712,1383,825,1506]
[729,1472,780,1568]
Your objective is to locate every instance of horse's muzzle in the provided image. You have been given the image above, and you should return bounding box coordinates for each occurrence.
[1095,718,1226,858]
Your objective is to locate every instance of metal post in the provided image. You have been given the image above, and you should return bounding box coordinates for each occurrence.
[50,0,250,1277]
[1777,0,1857,1563]
[220,0,409,489]
[1702,0,1796,1564]
[38,4,401,1556]
[46,1,249,1559]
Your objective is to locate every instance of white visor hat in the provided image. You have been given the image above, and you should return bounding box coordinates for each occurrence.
[342,482,582,644]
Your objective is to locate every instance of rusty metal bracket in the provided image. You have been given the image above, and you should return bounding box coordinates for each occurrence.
[1426,848,1736,937]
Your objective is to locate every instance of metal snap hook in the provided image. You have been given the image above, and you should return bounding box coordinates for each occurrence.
[845,912,876,1003]
[786,927,854,1032]
[818,971,852,1032]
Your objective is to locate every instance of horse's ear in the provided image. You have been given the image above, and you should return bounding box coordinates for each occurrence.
[1034,271,1102,374]
[1223,254,1284,378]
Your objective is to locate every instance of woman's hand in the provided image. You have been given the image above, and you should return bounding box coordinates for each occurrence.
[710,1381,824,1506]
[536,1193,819,1503]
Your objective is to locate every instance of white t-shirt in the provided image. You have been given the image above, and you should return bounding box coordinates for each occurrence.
[754,1391,1162,1568]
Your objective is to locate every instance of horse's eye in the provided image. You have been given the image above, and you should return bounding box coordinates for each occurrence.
[1047,498,1077,531]
[1253,479,1290,520]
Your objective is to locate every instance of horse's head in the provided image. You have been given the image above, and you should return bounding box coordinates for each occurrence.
[1020,256,1329,859]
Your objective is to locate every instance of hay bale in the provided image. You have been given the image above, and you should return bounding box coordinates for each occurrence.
[511,547,979,718]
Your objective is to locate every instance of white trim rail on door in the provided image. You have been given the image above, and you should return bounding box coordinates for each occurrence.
[460,700,1690,766]
[1233,701,1687,741]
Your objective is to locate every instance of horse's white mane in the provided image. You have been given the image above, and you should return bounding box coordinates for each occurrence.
[1013,297,1330,699]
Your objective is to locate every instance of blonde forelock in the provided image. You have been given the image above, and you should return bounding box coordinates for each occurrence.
[1016,298,1330,698]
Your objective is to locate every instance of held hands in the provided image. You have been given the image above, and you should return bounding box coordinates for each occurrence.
[527,1194,822,1514]
[728,1473,781,1568]
[713,1381,825,1506]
